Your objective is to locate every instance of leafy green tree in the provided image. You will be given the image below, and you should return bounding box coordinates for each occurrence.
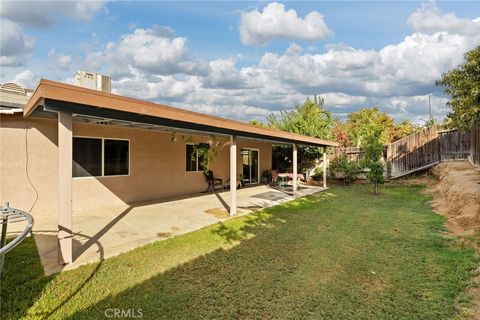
[346,107,394,146]
[268,97,334,171]
[360,126,385,195]
[267,97,334,139]
[423,118,438,128]
[391,120,421,141]
[436,45,480,130]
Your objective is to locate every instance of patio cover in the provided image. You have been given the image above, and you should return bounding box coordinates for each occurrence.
[24,80,338,148]
[22,79,338,265]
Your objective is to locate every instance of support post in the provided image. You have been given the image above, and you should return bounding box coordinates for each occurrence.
[293,144,297,195]
[230,135,237,216]
[323,150,327,188]
[58,112,73,264]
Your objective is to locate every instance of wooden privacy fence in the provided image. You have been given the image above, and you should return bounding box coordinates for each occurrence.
[331,124,480,179]
[470,124,480,167]
[438,130,471,161]
[330,147,364,163]
[387,126,439,178]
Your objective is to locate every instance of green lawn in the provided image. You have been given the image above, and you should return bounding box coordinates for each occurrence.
[1,184,478,319]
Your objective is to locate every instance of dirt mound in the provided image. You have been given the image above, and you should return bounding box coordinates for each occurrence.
[426,162,480,234]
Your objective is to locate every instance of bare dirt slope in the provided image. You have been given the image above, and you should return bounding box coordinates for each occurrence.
[420,161,480,319]
[426,162,480,234]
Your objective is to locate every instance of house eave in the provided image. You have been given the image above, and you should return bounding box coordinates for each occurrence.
[25,79,339,148]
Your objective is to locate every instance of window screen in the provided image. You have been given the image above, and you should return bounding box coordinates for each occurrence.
[73,138,102,177]
[186,144,197,172]
[104,139,129,176]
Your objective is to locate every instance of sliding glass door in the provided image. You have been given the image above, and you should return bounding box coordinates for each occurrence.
[241,149,259,184]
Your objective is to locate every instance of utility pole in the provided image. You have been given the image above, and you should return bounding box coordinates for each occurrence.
[428,94,433,121]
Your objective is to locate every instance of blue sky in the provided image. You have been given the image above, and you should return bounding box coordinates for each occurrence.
[1,1,479,123]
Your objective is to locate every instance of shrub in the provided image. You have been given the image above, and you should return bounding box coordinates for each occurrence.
[330,155,359,185]
[311,167,323,181]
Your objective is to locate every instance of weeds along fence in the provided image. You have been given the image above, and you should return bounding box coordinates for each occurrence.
[331,124,480,179]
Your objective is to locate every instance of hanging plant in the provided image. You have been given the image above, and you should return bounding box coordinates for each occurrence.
[192,140,217,173]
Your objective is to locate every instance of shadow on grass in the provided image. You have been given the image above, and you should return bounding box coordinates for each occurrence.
[4,185,476,319]
[61,186,476,319]
[1,230,105,320]
[0,236,52,320]
[64,208,296,319]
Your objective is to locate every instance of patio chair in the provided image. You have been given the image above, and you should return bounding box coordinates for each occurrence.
[276,176,289,189]
[205,170,223,192]
[270,170,288,189]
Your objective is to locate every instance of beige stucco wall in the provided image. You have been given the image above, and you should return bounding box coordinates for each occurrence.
[0,114,272,217]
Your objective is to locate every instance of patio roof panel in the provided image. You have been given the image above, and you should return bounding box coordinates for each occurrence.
[24,79,339,148]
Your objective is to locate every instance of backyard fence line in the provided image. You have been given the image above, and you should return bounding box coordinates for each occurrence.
[330,123,480,178]
[330,147,364,163]
[469,124,480,168]
[438,130,471,161]
[386,126,439,178]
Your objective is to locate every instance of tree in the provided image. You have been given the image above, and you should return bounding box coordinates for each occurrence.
[360,126,385,195]
[423,118,437,128]
[331,121,351,147]
[345,107,394,147]
[267,97,335,171]
[436,45,480,130]
[267,97,334,139]
[391,120,421,141]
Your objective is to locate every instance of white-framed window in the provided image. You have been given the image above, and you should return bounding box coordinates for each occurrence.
[73,137,129,178]
[185,144,205,172]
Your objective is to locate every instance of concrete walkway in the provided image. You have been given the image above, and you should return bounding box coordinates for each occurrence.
[18,183,326,275]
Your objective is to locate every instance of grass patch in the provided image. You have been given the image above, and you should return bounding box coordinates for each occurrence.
[1,184,477,319]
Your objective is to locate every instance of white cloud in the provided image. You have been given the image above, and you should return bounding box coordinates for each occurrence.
[9,2,476,124]
[0,0,107,28]
[285,43,303,55]
[93,3,477,123]
[48,49,72,71]
[0,20,34,66]
[0,1,107,67]
[239,2,333,46]
[10,69,40,89]
[112,69,200,101]
[256,17,479,98]
[85,26,202,77]
[407,2,480,35]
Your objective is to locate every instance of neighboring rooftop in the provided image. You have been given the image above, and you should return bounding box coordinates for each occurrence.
[0,83,33,114]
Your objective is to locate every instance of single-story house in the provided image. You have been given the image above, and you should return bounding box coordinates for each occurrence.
[0,74,338,265]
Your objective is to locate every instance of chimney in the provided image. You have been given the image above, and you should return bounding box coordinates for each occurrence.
[73,69,111,93]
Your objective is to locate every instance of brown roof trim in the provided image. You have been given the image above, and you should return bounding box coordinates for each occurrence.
[24,79,338,147]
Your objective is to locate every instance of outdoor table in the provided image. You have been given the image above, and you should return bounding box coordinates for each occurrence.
[277,173,305,180]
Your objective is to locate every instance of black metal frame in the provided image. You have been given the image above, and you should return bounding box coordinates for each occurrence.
[0,203,34,293]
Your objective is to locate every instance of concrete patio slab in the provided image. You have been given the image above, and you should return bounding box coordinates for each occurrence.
[10,183,326,275]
